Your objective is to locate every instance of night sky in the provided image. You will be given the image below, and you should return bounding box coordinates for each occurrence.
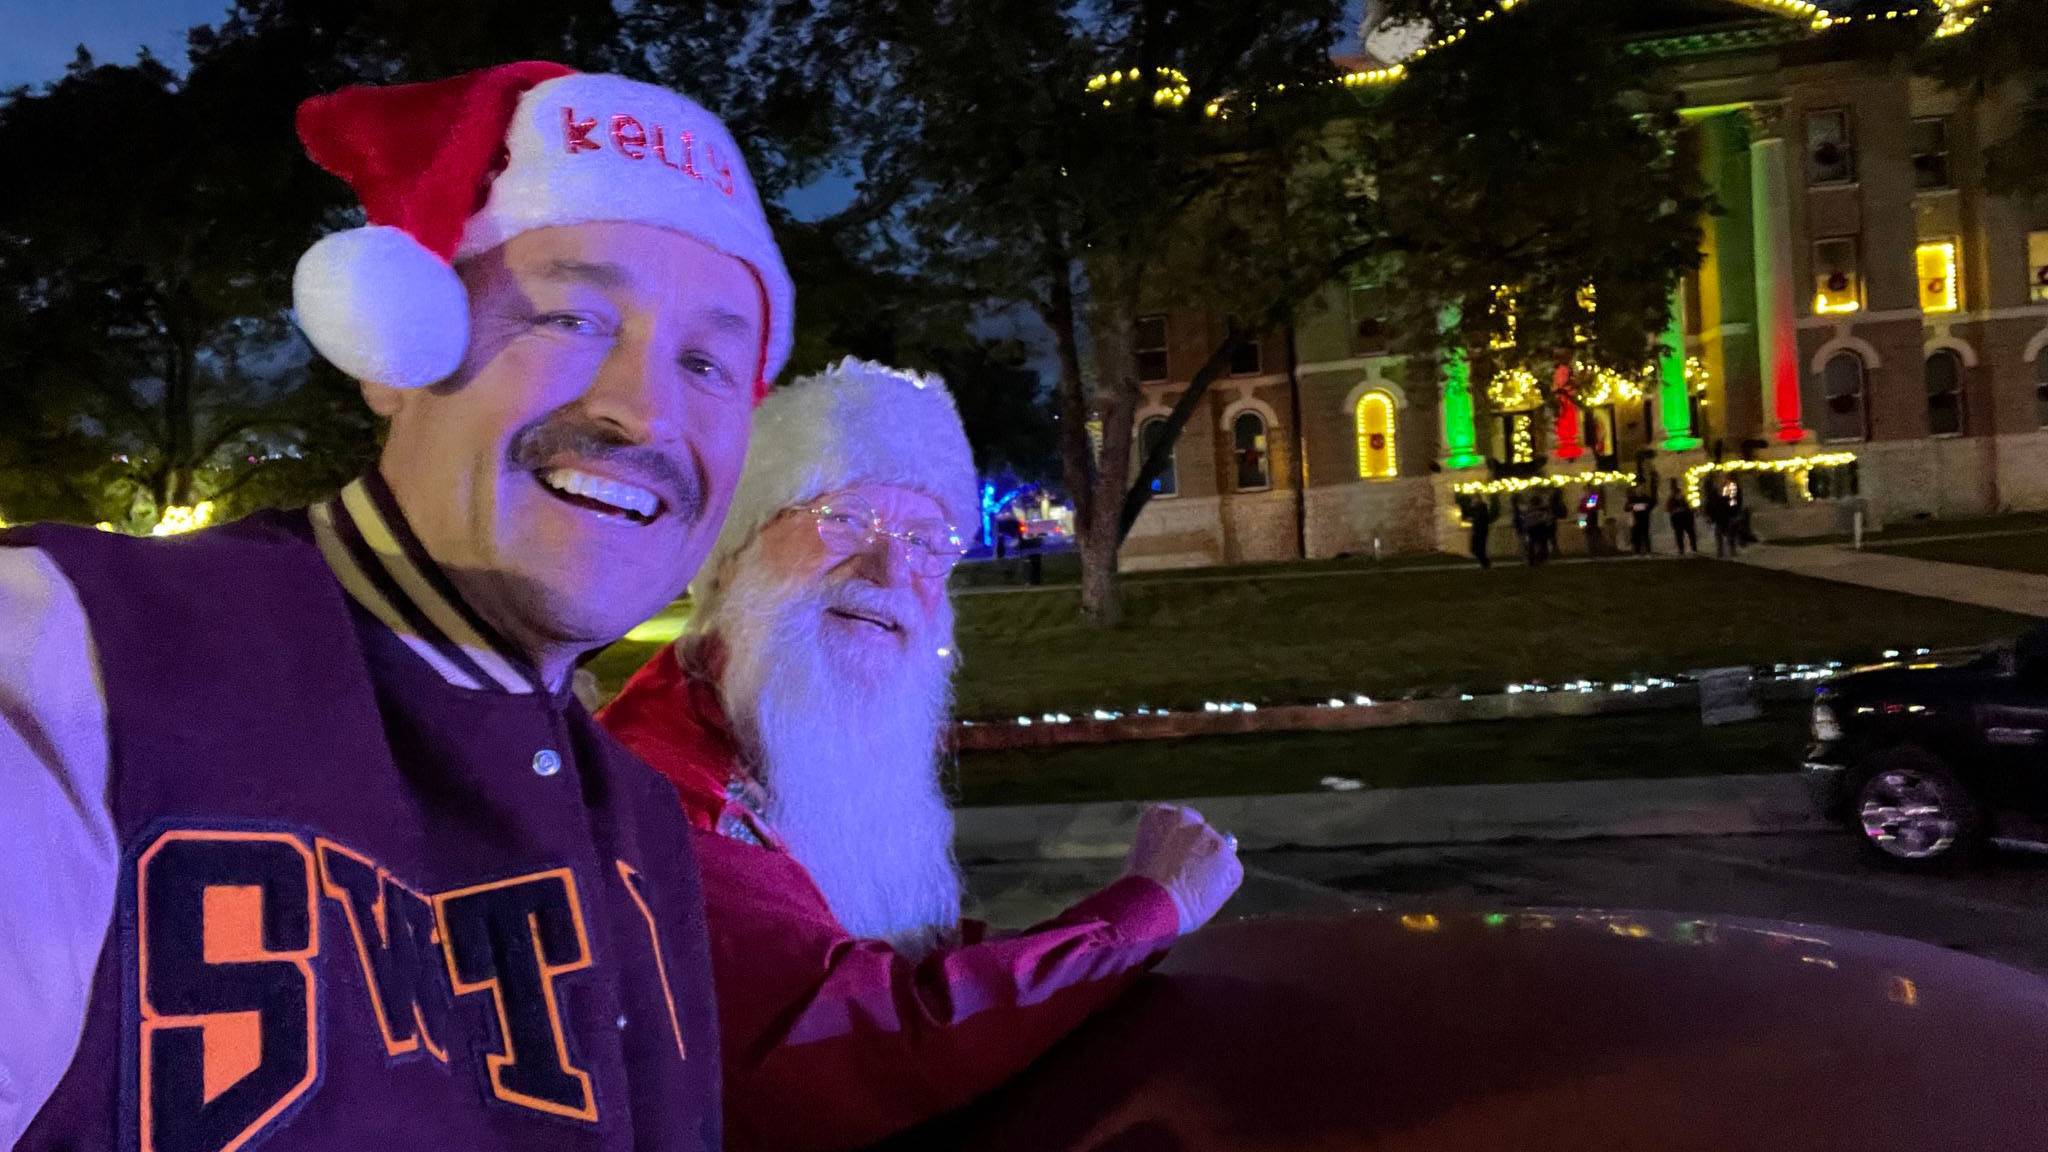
[0,0,231,89]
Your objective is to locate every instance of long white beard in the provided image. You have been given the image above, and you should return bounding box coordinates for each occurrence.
[700,566,963,960]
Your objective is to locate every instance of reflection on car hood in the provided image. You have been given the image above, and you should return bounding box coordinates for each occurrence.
[904,910,2048,1151]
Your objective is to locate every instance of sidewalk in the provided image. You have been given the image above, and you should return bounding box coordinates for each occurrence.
[1738,542,2048,618]
[953,772,1824,862]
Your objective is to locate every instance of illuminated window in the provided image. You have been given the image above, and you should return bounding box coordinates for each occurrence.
[1138,417,1177,496]
[1135,315,1169,382]
[1227,317,1262,377]
[1355,391,1397,478]
[1813,238,1862,315]
[1349,285,1388,356]
[1916,239,1959,314]
[1821,351,1869,443]
[2029,232,2048,304]
[1925,350,1964,437]
[1912,117,1951,190]
[1806,109,1855,186]
[1232,412,1270,490]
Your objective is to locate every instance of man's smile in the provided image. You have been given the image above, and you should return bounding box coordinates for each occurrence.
[535,465,665,525]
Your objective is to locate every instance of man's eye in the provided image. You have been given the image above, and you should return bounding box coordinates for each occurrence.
[681,351,736,387]
[534,312,602,335]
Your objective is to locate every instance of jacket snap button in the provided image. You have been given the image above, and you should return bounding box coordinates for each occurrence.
[533,749,562,777]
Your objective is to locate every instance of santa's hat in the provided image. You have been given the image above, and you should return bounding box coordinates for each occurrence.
[291,61,793,396]
[695,357,980,601]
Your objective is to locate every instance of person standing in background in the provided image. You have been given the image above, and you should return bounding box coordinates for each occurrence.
[1667,479,1698,555]
[1627,483,1655,556]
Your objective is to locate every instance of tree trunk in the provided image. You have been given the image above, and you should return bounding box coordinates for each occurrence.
[1078,256,1143,627]
[1042,247,1125,626]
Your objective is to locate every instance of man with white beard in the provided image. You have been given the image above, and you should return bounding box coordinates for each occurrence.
[600,357,1243,1152]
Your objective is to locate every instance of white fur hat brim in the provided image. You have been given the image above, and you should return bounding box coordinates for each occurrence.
[697,357,980,596]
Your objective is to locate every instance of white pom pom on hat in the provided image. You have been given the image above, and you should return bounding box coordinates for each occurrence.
[293,226,469,389]
[290,60,794,397]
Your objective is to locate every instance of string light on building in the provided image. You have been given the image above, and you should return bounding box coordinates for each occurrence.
[1685,355,1712,394]
[1933,0,1987,37]
[1451,470,1637,499]
[1487,366,1543,411]
[1573,363,1650,408]
[1681,453,1858,509]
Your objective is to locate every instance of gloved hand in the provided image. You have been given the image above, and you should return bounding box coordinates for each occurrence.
[1122,803,1244,936]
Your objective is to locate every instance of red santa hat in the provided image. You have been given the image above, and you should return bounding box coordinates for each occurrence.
[695,357,981,602]
[291,61,793,397]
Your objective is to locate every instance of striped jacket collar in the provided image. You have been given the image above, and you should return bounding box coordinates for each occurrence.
[309,472,553,696]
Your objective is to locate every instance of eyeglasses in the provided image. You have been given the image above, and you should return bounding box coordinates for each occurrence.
[801,501,969,577]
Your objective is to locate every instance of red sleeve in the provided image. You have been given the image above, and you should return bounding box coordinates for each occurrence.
[696,829,1180,1152]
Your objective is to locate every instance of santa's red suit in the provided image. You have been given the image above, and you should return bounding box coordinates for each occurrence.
[599,643,1181,1152]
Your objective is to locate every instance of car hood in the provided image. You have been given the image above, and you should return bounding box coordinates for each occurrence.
[900,910,2048,1151]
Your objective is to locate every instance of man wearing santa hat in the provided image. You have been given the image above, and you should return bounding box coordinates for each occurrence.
[0,62,792,1149]
[599,357,1244,1152]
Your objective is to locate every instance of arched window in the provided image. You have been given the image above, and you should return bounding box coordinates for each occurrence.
[1355,391,1397,478]
[1232,412,1271,491]
[1821,351,1868,443]
[1139,417,1177,497]
[1924,350,1964,437]
[2036,353,2048,428]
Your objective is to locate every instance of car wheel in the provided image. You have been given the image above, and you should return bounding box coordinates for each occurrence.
[1852,751,1983,869]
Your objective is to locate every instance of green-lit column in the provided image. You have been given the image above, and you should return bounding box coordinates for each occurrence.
[1658,287,1700,451]
[1440,349,1484,469]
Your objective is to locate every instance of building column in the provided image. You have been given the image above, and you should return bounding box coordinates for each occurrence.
[1439,348,1485,469]
[1658,285,1701,450]
[1553,364,1584,461]
[1747,100,1807,443]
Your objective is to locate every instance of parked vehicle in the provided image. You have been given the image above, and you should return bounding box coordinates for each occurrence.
[889,911,2048,1150]
[1804,625,2048,867]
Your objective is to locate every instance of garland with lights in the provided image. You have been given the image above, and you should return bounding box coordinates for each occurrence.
[1486,366,1543,411]
[1681,453,1857,509]
[1451,470,1638,499]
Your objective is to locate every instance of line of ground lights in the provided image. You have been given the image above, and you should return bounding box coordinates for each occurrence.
[960,653,1962,729]
[1086,0,1980,116]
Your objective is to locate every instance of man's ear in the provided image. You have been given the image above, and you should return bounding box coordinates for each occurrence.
[360,379,406,418]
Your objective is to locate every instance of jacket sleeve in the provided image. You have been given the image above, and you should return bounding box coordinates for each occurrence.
[0,546,118,1146]
[696,830,1180,1152]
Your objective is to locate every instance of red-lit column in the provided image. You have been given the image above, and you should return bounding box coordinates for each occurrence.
[1747,100,1806,443]
[1552,363,1583,460]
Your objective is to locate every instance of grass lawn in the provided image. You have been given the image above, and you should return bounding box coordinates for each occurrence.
[1774,510,2048,547]
[588,555,2027,717]
[1869,532,2048,577]
[941,556,2027,718]
[952,704,1811,807]
[951,548,1463,590]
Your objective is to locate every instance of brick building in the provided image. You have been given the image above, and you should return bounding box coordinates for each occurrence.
[1120,0,2031,570]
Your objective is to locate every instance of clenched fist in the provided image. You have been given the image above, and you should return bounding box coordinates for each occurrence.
[1123,803,1245,936]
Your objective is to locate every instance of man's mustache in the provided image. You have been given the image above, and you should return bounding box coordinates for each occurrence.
[507,415,705,525]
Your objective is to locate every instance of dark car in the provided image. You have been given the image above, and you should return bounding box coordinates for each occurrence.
[1804,624,2048,867]
[891,912,2048,1151]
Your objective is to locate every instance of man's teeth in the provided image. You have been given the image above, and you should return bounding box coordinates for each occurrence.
[538,468,660,519]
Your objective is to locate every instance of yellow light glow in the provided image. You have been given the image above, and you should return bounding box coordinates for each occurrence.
[623,605,692,645]
[1355,391,1399,479]
[150,502,215,537]
[1916,240,1958,314]
[1399,913,1441,933]
[1487,366,1542,411]
[1451,470,1636,499]
[1680,452,1857,508]
[1684,356,1712,394]
[1813,294,1861,316]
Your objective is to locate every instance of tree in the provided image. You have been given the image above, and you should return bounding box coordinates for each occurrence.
[838,0,1354,624]
[1920,1,2048,204]
[0,0,653,530]
[839,0,1704,624]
